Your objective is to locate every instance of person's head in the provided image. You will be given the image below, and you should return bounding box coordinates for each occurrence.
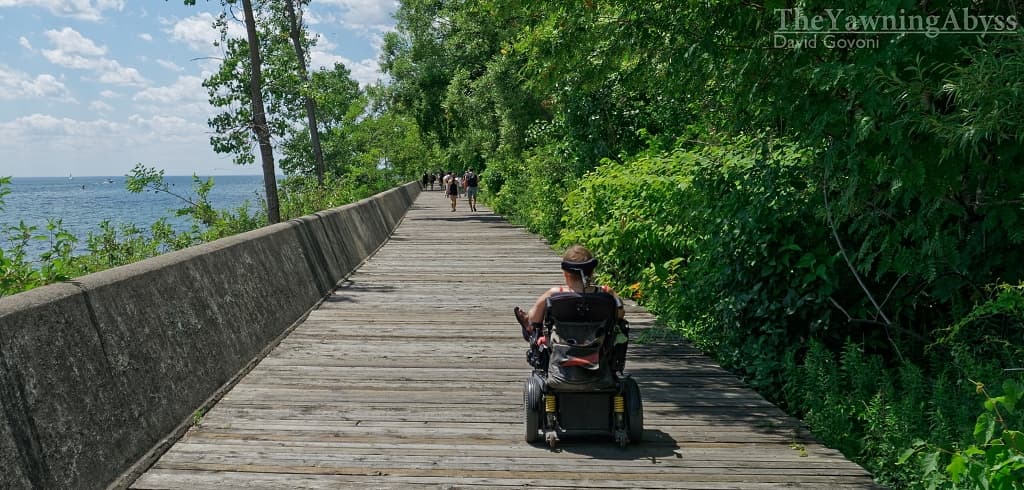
[561,244,597,285]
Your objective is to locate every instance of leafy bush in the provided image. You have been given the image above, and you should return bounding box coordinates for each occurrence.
[1,218,85,297]
[560,137,836,396]
[277,174,365,220]
[901,379,1024,490]
[1,169,259,296]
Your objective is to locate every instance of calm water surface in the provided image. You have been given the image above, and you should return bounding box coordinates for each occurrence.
[1,175,265,260]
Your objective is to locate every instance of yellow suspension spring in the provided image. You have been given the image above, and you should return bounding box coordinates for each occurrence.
[545,394,557,413]
[614,395,625,413]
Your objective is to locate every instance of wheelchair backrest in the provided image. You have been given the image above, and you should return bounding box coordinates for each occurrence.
[544,291,618,344]
[543,291,620,389]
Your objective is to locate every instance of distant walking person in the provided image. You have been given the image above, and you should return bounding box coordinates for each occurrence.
[464,168,479,212]
[442,172,452,199]
[445,172,459,211]
[421,173,429,190]
[429,173,436,190]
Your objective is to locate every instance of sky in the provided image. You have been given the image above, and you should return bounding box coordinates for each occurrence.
[0,0,399,177]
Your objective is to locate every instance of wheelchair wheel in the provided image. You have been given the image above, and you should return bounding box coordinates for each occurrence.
[524,374,544,443]
[623,376,643,443]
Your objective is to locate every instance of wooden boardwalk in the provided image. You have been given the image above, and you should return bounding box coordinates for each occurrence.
[131,190,880,489]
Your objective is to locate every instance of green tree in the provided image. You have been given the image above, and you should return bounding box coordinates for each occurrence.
[279,63,362,177]
[278,0,325,184]
[182,0,281,223]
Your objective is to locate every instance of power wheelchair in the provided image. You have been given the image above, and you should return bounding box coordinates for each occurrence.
[521,284,643,448]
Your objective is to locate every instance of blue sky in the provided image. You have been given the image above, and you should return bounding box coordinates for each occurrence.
[0,0,398,177]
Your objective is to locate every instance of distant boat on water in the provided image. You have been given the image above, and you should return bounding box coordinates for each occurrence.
[103,178,115,184]
[68,173,73,181]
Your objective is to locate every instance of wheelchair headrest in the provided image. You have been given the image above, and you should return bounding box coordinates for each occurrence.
[561,258,597,273]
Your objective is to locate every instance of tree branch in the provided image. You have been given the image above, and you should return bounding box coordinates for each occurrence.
[829,296,853,321]
[823,153,905,362]
[823,167,893,326]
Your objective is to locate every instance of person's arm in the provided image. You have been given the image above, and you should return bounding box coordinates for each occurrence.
[527,288,557,325]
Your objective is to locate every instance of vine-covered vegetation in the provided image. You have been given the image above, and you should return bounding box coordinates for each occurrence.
[380,0,1024,487]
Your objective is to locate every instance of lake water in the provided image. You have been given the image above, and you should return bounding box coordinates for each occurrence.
[0,175,266,260]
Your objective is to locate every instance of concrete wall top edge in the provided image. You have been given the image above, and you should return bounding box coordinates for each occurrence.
[0,283,83,318]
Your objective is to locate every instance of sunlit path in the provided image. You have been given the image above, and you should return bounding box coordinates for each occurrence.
[131,189,880,489]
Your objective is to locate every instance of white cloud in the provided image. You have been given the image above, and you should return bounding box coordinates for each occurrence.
[96,64,145,85]
[156,59,184,72]
[313,54,380,87]
[139,32,152,41]
[0,0,125,21]
[131,75,212,119]
[43,27,107,55]
[133,75,205,104]
[0,64,72,100]
[99,89,119,98]
[121,114,210,148]
[307,1,397,54]
[317,0,397,31]
[41,49,146,85]
[304,9,324,25]
[18,36,32,50]
[128,114,193,132]
[89,100,113,112]
[39,27,146,86]
[308,34,382,86]
[167,12,245,53]
[0,114,123,144]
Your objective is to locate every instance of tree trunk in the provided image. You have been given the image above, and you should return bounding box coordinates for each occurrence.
[241,0,281,224]
[283,0,325,185]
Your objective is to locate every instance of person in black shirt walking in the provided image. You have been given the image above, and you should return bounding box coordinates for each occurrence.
[445,172,459,211]
[464,169,479,212]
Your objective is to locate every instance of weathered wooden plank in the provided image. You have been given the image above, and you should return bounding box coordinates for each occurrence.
[130,194,880,489]
[149,440,846,464]
[133,468,878,490]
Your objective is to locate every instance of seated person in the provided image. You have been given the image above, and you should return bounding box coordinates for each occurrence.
[515,244,625,343]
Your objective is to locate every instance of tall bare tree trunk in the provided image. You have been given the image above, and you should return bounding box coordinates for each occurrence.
[283,0,325,185]
[241,0,281,224]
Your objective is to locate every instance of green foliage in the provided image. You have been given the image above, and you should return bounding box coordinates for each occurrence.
[936,284,1024,382]
[126,164,218,226]
[1,218,86,297]
[785,340,943,487]
[0,167,270,297]
[557,137,838,396]
[901,379,1024,490]
[277,173,379,219]
[279,63,361,176]
[81,220,182,270]
[125,164,267,244]
[0,176,9,208]
[2,176,86,296]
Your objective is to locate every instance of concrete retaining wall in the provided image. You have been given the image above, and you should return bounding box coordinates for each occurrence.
[0,182,420,490]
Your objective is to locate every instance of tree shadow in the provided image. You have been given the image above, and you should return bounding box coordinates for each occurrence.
[324,281,398,303]
[415,214,519,226]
